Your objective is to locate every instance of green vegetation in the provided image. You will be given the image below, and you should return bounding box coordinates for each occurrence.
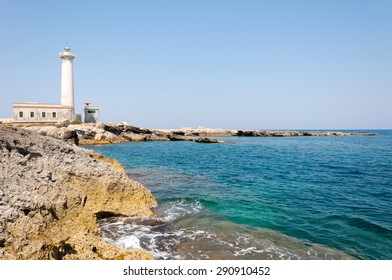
[70,120,83,125]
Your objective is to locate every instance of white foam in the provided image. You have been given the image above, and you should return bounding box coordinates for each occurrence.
[158,199,205,222]
[114,235,141,249]
[98,199,349,260]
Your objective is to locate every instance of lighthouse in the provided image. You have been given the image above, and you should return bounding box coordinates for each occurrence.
[59,46,75,119]
[12,46,98,123]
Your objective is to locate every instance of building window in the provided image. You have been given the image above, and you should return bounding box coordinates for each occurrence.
[52,112,57,118]
[19,112,23,118]
[30,112,34,118]
[42,112,46,118]
[88,110,96,113]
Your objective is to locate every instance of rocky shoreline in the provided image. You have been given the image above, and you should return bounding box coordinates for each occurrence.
[0,126,156,260]
[7,122,378,146]
[0,123,378,259]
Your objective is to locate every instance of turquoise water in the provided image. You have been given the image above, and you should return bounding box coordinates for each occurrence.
[90,131,392,259]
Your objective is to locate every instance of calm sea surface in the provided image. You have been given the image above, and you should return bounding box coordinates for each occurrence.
[88,131,392,259]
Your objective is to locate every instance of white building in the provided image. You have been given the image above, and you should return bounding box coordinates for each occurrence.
[84,102,99,123]
[12,47,84,123]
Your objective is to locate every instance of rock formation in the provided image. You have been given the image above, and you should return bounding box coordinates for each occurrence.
[9,122,377,146]
[194,137,221,143]
[21,123,223,145]
[0,126,156,260]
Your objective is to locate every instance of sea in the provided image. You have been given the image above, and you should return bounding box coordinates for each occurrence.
[87,130,392,260]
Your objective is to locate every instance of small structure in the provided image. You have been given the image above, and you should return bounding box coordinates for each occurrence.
[84,102,99,123]
[12,47,82,123]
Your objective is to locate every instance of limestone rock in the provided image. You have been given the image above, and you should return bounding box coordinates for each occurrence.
[194,137,221,143]
[56,119,70,128]
[0,126,156,260]
[147,133,170,141]
[121,132,147,142]
[18,123,377,147]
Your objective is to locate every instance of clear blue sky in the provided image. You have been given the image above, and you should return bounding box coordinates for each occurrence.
[0,0,391,129]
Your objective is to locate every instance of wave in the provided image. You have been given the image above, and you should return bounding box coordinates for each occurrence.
[327,214,392,234]
[156,198,206,222]
[347,217,392,236]
[98,199,354,260]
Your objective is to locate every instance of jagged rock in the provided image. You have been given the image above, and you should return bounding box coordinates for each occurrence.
[104,124,124,135]
[121,132,147,142]
[140,128,153,134]
[103,131,120,141]
[20,123,378,146]
[194,137,220,143]
[237,130,258,136]
[56,119,70,128]
[148,134,170,141]
[79,129,96,140]
[123,125,143,134]
[171,131,185,136]
[167,135,190,141]
[0,126,156,260]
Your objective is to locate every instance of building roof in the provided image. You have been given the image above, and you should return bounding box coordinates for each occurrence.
[13,103,71,109]
[84,105,99,110]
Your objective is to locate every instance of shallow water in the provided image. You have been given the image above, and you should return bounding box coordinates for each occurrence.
[98,199,352,260]
[90,130,392,259]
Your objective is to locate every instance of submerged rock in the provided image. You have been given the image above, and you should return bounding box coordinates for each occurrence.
[194,137,221,143]
[0,126,156,260]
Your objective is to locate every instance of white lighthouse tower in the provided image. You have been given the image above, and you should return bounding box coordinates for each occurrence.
[12,46,93,123]
[59,46,75,120]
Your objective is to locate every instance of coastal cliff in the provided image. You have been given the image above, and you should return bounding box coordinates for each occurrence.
[0,126,157,260]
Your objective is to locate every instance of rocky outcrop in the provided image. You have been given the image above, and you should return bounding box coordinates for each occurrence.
[167,127,377,137]
[15,123,377,146]
[0,126,157,260]
[235,130,378,137]
[21,123,222,145]
[194,137,221,143]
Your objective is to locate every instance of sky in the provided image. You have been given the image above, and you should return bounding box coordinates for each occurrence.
[0,0,391,129]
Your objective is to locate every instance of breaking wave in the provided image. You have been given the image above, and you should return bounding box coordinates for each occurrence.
[98,199,353,260]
